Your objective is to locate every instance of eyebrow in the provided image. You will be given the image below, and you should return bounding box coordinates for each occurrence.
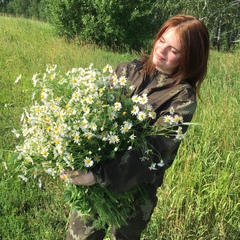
[160,36,181,52]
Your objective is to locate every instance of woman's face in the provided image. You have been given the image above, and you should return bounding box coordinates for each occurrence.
[152,27,182,75]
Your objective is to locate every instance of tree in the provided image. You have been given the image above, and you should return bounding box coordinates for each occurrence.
[41,0,159,51]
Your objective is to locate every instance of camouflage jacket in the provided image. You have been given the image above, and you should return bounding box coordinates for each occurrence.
[92,59,197,193]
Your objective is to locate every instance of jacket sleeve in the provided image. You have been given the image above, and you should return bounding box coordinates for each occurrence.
[92,84,197,193]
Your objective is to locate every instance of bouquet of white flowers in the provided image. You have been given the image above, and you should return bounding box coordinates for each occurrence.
[13,63,185,229]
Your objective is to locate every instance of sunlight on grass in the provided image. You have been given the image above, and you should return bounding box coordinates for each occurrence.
[0,16,239,239]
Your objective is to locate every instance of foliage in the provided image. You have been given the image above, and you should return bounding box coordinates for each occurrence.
[39,0,158,51]
[155,0,240,51]
[0,0,240,51]
[0,17,240,239]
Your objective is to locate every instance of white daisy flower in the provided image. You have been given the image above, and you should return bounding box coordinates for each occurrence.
[148,111,156,119]
[114,102,122,111]
[119,76,127,86]
[173,115,180,124]
[108,134,120,144]
[139,94,148,105]
[131,105,139,115]
[120,121,133,133]
[86,96,94,104]
[108,111,117,121]
[163,115,173,125]
[137,111,146,121]
[84,157,94,167]
[41,148,49,158]
[132,95,140,103]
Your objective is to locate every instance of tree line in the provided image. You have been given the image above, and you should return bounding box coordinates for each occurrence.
[0,0,239,52]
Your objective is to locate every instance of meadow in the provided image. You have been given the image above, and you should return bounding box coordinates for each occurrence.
[0,16,239,239]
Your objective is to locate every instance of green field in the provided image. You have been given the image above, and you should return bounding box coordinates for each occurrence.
[0,16,239,239]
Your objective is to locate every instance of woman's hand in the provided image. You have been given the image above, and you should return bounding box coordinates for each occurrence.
[60,171,96,186]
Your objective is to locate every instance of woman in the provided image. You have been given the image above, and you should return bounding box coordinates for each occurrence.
[61,14,210,239]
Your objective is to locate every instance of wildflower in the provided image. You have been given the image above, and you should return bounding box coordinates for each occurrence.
[149,163,157,170]
[20,164,27,173]
[173,115,180,124]
[25,156,33,164]
[157,160,165,167]
[120,121,133,134]
[129,134,136,140]
[108,66,113,73]
[108,134,120,144]
[114,102,122,111]
[12,129,20,138]
[103,64,109,73]
[179,116,184,123]
[139,94,148,105]
[148,111,156,119]
[169,107,175,115]
[137,111,146,121]
[61,174,72,184]
[163,115,173,125]
[50,73,56,80]
[145,104,153,111]
[94,155,101,162]
[42,162,48,168]
[46,64,57,73]
[73,132,80,143]
[176,133,185,140]
[119,76,127,86]
[91,123,97,131]
[129,85,135,91]
[112,77,118,87]
[81,119,89,131]
[131,105,139,115]
[45,168,56,176]
[132,95,140,103]
[66,153,74,162]
[18,175,28,182]
[86,96,94,104]
[176,126,183,135]
[111,73,118,81]
[175,126,185,140]
[84,157,94,167]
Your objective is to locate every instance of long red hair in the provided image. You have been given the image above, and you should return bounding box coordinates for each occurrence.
[141,14,210,96]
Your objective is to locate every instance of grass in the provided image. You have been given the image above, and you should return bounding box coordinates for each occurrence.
[0,16,239,239]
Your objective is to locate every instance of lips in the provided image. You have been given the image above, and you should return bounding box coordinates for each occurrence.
[154,51,165,61]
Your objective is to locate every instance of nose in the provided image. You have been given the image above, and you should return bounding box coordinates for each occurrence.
[159,44,167,55]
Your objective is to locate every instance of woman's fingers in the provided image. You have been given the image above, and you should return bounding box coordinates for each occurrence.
[60,171,96,186]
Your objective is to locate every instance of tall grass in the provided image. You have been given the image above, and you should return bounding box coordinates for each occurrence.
[142,51,240,239]
[0,16,239,239]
